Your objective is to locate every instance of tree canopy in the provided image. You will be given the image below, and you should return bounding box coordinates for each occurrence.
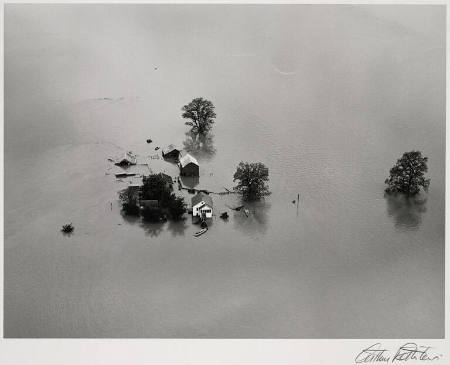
[233,162,270,201]
[119,187,140,215]
[182,97,217,135]
[120,174,186,221]
[141,174,171,202]
[385,151,430,196]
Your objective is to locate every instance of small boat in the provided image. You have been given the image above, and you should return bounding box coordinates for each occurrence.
[226,204,245,211]
[194,228,208,237]
[155,146,160,151]
[146,139,152,143]
[115,172,136,178]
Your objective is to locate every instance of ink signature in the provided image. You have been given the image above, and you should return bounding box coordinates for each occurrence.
[355,343,442,363]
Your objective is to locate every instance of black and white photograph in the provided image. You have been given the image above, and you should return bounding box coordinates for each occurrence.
[3,3,446,342]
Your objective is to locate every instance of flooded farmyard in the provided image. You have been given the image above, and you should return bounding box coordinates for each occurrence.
[4,5,445,338]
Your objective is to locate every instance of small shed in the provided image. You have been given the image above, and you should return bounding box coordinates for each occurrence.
[115,151,137,166]
[179,153,199,177]
[162,144,181,160]
[192,192,213,218]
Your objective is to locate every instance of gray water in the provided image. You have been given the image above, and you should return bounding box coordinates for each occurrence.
[4,5,445,338]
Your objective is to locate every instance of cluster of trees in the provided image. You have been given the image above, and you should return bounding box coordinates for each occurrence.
[183,98,272,202]
[182,99,433,204]
[119,174,186,222]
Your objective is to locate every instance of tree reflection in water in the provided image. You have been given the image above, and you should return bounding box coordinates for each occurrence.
[385,193,427,230]
[167,218,188,237]
[182,131,216,160]
[140,221,165,237]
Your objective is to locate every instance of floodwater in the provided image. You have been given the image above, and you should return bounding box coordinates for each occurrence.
[4,5,445,338]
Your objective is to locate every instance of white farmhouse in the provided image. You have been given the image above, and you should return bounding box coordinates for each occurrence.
[191,192,213,219]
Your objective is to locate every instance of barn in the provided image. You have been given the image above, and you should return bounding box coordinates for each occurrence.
[162,144,181,160]
[179,153,199,177]
[192,192,213,219]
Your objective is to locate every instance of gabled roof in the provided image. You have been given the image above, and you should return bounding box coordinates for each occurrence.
[116,151,137,165]
[192,192,213,208]
[179,153,199,168]
[162,144,180,155]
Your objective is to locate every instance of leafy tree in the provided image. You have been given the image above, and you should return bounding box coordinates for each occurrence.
[233,162,270,201]
[182,97,217,135]
[167,194,187,220]
[385,151,430,196]
[140,174,186,221]
[119,187,140,215]
[141,174,171,201]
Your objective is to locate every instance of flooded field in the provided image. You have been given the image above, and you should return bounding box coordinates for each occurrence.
[4,5,445,337]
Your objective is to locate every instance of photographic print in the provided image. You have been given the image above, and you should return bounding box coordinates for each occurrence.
[4,4,445,339]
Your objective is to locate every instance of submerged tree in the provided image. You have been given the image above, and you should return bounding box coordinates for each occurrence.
[385,151,430,196]
[183,131,216,159]
[233,162,271,201]
[141,174,171,202]
[140,174,186,221]
[167,194,187,221]
[141,206,163,222]
[119,187,140,215]
[182,97,217,135]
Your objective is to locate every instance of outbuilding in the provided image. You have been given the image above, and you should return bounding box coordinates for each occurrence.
[192,192,213,219]
[162,144,181,160]
[115,151,137,166]
[179,153,199,177]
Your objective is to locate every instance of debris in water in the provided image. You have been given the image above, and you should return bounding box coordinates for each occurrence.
[226,204,245,211]
[220,212,229,219]
[155,146,160,151]
[115,172,136,178]
[61,223,74,234]
[146,139,152,143]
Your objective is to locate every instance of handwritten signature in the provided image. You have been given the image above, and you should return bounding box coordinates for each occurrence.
[355,343,442,363]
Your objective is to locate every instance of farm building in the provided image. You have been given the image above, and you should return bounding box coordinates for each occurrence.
[115,151,137,166]
[162,144,181,160]
[192,192,213,219]
[179,153,199,177]
[139,200,159,209]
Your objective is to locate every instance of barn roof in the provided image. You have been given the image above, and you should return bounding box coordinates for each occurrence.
[191,192,213,208]
[162,144,180,155]
[179,153,199,168]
